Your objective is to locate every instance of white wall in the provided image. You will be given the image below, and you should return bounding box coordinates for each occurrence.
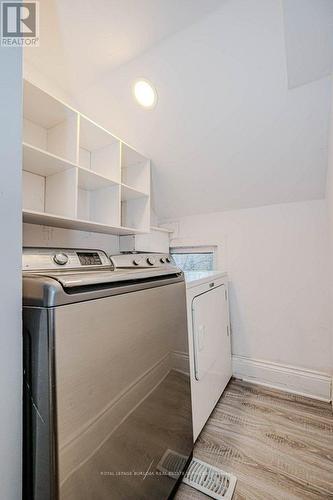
[24,59,75,106]
[167,200,331,374]
[326,77,333,387]
[0,47,22,499]
[23,223,119,254]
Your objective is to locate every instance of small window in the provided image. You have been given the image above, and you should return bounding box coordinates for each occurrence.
[170,246,216,272]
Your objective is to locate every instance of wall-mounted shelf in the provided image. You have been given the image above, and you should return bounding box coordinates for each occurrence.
[121,196,149,230]
[78,115,121,182]
[23,80,78,163]
[150,225,174,233]
[78,167,118,190]
[23,143,77,177]
[22,79,151,235]
[121,184,149,201]
[23,210,146,236]
[77,181,120,227]
[121,144,150,193]
[22,167,77,218]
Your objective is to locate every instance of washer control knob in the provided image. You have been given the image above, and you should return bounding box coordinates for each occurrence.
[165,256,171,263]
[160,257,166,264]
[147,256,155,266]
[133,258,142,266]
[53,253,68,266]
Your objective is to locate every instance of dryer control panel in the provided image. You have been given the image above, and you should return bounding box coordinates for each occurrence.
[110,253,176,269]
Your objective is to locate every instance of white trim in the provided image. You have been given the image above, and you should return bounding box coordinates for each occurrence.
[171,245,217,253]
[232,355,332,402]
[150,225,173,233]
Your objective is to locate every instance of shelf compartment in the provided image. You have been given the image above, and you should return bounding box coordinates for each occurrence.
[77,179,120,227]
[121,196,150,232]
[79,115,121,181]
[23,168,77,218]
[78,167,119,191]
[121,144,150,193]
[23,210,145,236]
[23,80,78,163]
[23,143,77,177]
[121,184,149,201]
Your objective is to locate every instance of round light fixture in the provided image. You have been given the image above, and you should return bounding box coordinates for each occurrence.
[133,79,157,108]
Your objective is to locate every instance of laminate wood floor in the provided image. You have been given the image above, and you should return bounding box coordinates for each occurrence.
[175,378,333,500]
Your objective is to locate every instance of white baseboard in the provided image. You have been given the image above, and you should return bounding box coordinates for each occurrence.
[232,355,332,402]
[171,350,190,375]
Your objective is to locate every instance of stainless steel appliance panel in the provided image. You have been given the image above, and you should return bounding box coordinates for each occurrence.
[24,280,192,500]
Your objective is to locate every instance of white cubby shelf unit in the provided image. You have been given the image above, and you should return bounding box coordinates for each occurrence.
[22,80,150,235]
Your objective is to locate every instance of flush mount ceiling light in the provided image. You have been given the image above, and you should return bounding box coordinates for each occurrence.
[133,79,157,109]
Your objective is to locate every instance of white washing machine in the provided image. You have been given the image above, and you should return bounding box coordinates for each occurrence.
[185,271,232,442]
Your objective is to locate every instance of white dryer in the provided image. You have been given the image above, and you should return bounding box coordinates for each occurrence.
[185,271,232,442]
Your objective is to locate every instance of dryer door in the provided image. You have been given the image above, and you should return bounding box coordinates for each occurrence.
[192,284,230,381]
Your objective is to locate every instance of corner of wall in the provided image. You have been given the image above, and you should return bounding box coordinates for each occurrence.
[23,59,75,106]
[0,44,23,500]
[325,74,333,402]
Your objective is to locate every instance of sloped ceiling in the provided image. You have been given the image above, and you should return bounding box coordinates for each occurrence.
[25,0,223,95]
[283,0,333,88]
[25,0,332,220]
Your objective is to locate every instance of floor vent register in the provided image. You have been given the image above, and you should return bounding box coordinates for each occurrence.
[157,450,237,499]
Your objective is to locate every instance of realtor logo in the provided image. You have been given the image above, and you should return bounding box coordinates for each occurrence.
[1,1,39,46]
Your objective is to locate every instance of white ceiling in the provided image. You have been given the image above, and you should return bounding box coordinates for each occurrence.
[25,0,332,220]
[25,0,223,95]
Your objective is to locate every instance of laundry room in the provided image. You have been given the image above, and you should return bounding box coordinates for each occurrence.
[1,1,333,499]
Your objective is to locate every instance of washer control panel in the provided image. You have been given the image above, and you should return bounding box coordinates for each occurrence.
[147,256,156,266]
[53,252,69,266]
[23,248,111,271]
[77,252,102,266]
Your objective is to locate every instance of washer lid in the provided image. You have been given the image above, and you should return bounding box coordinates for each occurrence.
[22,247,184,307]
[25,267,181,288]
